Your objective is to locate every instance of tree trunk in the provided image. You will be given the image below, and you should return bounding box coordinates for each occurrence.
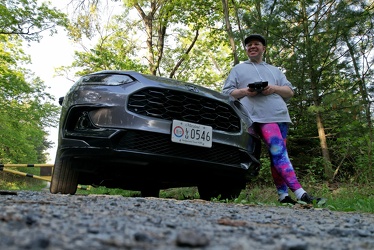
[221,0,239,65]
[316,113,333,179]
[301,0,333,179]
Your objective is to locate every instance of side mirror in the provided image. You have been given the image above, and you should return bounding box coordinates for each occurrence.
[58,97,64,106]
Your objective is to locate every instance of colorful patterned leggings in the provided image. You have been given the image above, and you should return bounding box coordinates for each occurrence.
[257,122,302,195]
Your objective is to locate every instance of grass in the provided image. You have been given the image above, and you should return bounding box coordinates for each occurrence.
[239,182,374,213]
[0,168,49,191]
[1,170,373,213]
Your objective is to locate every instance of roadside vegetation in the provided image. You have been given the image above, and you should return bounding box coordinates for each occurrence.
[1,170,372,214]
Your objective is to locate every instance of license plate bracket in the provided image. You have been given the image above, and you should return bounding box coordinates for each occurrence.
[171,120,213,148]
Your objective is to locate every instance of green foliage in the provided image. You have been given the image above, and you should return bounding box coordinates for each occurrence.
[76,186,141,197]
[159,187,200,200]
[77,186,201,200]
[0,171,48,191]
[321,184,374,213]
[0,0,68,164]
[250,155,273,185]
[239,182,374,213]
[161,30,233,90]
[62,10,148,76]
[0,0,69,42]
[0,35,60,164]
[301,157,327,182]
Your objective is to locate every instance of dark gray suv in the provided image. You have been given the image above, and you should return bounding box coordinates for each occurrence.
[50,70,261,200]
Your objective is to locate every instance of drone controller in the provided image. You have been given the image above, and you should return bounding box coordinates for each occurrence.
[247,81,268,92]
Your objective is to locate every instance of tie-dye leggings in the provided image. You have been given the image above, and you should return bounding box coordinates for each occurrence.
[256,122,302,195]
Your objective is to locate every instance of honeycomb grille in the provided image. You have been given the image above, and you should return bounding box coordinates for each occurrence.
[127,88,241,132]
[116,130,242,166]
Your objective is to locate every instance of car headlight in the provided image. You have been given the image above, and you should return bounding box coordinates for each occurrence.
[77,74,135,86]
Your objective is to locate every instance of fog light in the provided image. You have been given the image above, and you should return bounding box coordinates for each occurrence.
[75,112,92,130]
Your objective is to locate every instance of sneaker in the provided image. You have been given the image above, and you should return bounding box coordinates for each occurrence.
[279,195,297,205]
[299,193,326,205]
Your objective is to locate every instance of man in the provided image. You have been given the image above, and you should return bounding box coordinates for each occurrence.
[222,34,324,205]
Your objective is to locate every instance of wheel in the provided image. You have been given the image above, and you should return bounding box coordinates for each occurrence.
[198,183,243,201]
[50,157,79,195]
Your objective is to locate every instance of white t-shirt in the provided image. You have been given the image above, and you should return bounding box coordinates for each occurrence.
[222,60,294,123]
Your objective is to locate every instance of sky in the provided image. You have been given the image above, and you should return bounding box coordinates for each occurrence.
[25,3,78,163]
[26,32,76,163]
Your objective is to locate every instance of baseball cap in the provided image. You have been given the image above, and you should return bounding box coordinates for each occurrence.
[244,34,266,46]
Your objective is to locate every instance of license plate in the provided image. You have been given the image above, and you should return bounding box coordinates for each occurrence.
[171,120,212,148]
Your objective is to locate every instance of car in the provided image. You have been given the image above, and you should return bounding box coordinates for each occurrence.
[50,70,261,200]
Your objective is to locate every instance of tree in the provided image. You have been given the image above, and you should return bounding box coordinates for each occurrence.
[57,8,148,77]
[0,0,69,42]
[0,35,60,163]
[66,0,228,82]
[0,0,69,164]
[336,4,374,182]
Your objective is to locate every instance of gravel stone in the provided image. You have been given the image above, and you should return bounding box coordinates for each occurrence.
[0,191,373,250]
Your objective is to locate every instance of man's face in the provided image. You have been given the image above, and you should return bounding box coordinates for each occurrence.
[245,40,265,61]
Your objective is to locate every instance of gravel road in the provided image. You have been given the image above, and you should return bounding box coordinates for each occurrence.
[0,191,373,250]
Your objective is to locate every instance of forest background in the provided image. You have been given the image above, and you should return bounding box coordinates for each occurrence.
[0,0,373,187]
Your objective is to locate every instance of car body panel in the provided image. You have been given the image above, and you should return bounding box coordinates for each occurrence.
[51,70,261,198]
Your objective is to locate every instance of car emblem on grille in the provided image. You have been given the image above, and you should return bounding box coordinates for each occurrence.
[186,84,199,93]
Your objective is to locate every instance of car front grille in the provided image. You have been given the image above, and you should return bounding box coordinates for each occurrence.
[116,130,243,166]
[127,88,241,132]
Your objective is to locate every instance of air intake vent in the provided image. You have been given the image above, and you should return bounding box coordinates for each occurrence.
[128,88,240,132]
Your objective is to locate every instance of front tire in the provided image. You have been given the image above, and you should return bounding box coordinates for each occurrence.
[50,157,79,195]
